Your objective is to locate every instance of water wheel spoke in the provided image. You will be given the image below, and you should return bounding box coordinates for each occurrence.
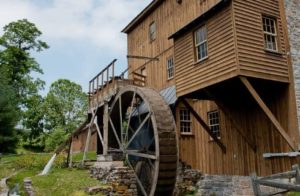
[109,118,122,150]
[126,159,148,196]
[126,112,152,148]
[125,92,136,143]
[119,96,123,144]
[146,136,155,150]
[126,150,157,160]
[107,86,177,195]
[147,159,155,170]
[128,125,143,147]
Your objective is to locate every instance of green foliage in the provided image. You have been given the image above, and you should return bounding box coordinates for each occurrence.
[0,19,49,52]
[1,153,101,196]
[44,127,68,152]
[44,79,88,134]
[0,19,49,153]
[0,69,19,153]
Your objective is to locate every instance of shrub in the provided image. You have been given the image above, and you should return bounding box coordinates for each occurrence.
[44,127,68,152]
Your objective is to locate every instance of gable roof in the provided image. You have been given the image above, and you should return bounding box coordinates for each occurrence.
[122,0,165,34]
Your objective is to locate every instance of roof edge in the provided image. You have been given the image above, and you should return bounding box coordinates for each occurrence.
[122,0,165,34]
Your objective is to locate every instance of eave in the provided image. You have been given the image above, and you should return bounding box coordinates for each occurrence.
[168,0,231,40]
[122,0,165,34]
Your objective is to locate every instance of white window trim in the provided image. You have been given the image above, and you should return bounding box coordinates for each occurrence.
[179,108,192,135]
[263,16,278,52]
[195,26,208,62]
[208,110,221,140]
[167,56,174,80]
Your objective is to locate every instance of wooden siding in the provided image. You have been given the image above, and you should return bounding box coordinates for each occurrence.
[72,131,97,153]
[127,0,221,91]
[178,96,299,176]
[174,4,237,97]
[233,0,290,82]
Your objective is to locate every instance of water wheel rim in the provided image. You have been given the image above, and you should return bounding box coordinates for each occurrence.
[108,86,161,196]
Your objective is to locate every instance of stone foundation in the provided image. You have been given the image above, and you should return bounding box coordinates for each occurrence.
[90,162,138,196]
[285,0,300,130]
[196,175,286,196]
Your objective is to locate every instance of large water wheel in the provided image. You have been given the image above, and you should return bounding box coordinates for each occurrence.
[108,86,178,196]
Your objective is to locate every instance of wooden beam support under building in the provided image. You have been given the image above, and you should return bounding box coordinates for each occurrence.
[204,89,257,152]
[240,76,297,151]
[181,98,226,153]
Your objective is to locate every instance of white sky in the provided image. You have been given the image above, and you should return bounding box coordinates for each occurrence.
[0,0,152,94]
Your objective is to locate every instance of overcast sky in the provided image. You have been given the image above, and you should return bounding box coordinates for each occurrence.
[0,0,152,94]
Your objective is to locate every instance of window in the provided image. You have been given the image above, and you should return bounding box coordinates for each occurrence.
[208,110,220,139]
[262,16,278,52]
[149,22,156,42]
[140,67,146,86]
[167,56,174,79]
[195,26,208,61]
[180,108,192,134]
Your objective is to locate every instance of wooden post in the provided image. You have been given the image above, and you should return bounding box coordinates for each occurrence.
[82,111,96,163]
[292,164,300,184]
[68,138,73,168]
[251,173,262,196]
[103,102,109,155]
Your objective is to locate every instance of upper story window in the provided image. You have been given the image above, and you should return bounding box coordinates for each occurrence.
[180,108,192,134]
[195,26,208,62]
[149,22,156,42]
[262,16,278,52]
[167,56,174,79]
[208,110,220,139]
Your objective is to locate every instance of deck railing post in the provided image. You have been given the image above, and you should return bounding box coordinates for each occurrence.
[292,164,300,184]
[251,173,262,196]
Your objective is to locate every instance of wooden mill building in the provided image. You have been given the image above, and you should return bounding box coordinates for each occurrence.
[73,0,300,177]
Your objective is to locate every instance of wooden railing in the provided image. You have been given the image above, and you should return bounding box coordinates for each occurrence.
[88,59,117,107]
[132,72,146,87]
[251,164,300,195]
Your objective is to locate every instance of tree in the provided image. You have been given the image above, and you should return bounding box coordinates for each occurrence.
[0,19,48,103]
[0,19,49,152]
[44,79,88,134]
[0,69,19,153]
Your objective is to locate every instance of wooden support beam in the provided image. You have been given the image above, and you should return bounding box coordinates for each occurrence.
[68,138,73,168]
[181,98,226,153]
[240,76,297,151]
[204,89,257,152]
[103,102,109,155]
[82,111,96,162]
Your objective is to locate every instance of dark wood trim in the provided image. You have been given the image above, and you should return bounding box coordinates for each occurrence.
[180,98,226,153]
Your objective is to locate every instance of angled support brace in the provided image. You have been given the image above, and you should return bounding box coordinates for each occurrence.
[181,98,226,153]
[204,89,257,152]
[240,76,297,151]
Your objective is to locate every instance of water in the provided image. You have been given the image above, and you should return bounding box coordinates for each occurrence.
[40,153,57,175]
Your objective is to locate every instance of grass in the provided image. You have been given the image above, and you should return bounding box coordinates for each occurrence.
[31,168,102,196]
[72,151,97,162]
[0,152,101,196]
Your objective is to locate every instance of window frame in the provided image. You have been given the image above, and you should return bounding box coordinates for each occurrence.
[179,108,192,135]
[207,110,221,140]
[149,21,156,42]
[194,26,208,62]
[167,56,174,80]
[262,16,278,52]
